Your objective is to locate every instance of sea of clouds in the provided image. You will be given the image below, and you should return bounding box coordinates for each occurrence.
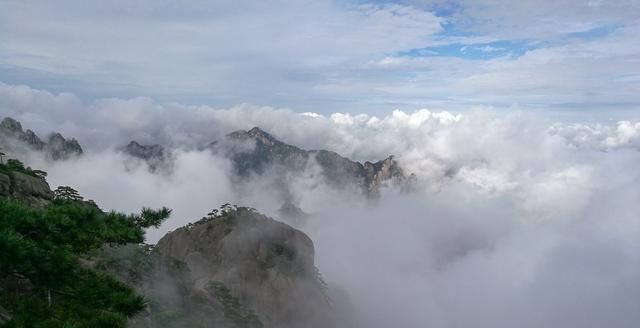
[2,82,639,327]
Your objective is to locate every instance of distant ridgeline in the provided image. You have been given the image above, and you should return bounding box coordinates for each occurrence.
[124,126,414,197]
[0,117,83,160]
[0,157,335,328]
[2,116,411,197]
[210,127,412,197]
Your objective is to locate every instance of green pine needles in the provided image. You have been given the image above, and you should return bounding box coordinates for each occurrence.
[0,195,171,327]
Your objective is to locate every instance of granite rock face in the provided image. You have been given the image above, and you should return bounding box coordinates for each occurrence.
[156,206,334,328]
[0,171,54,207]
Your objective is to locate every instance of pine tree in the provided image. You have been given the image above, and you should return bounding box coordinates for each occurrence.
[0,187,172,326]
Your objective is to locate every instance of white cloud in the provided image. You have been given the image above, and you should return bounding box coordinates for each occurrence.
[4,83,640,327]
[0,1,442,111]
[448,0,640,39]
[550,120,640,150]
[2,1,639,112]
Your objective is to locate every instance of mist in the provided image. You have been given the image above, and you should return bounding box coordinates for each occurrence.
[2,84,640,327]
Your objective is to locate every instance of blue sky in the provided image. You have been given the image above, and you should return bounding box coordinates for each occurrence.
[1,0,639,115]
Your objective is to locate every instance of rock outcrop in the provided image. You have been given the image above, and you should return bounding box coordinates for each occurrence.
[156,205,334,328]
[0,117,83,160]
[0,170,54,207]
[211,127,407,197]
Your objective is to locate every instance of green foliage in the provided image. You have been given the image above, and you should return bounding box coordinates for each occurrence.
[98,245,196,328]
[2,269,144,328]
[0,159,40,178]
[0,198,171,327]
[207,282,263,328]
[135,207,172,229]
[53,186,83,202]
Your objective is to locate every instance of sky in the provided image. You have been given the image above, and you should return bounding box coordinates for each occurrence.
[2,0,639,115]
[2,2,640,326]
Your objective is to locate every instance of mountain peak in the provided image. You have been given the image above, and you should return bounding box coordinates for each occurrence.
[0,117,81,159]
[121,140,166,171]
[247,126,270,136]
[157,205,333,328]
[0,117,22,134]
[218,126,408,197]
[126,140,142,147]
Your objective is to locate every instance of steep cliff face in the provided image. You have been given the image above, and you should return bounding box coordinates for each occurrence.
[100,244,263,328]
[156,206,334,328]
[211,127,407,196]
[0,117,83,160]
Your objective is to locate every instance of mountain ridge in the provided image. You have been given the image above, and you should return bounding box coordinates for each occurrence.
[212,126,409,197]
[0,117,83,160]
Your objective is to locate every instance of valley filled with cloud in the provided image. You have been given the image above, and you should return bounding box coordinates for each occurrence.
[2,82,639,327]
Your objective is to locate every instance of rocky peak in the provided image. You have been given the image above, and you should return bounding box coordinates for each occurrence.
[363,155,405,196]
[222,127,308,176]
[0,117,22,135]
[247,127,279,146]
[122,140,164,160]
[46,133,83,160]
[23,130,45,150]
[121,140,168,172]
[156,206,334,328]
[214,126,409,197]
[229,127,302,152]
[0,117,82,160]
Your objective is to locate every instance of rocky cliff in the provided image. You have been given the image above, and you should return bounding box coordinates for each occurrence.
[0,166,54,207]
[100,244,264,328]
[0,117,83,160]
[156,205,335,328]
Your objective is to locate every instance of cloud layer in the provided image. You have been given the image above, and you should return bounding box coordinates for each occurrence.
[2,83,639,327]
[2,1,639,112]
